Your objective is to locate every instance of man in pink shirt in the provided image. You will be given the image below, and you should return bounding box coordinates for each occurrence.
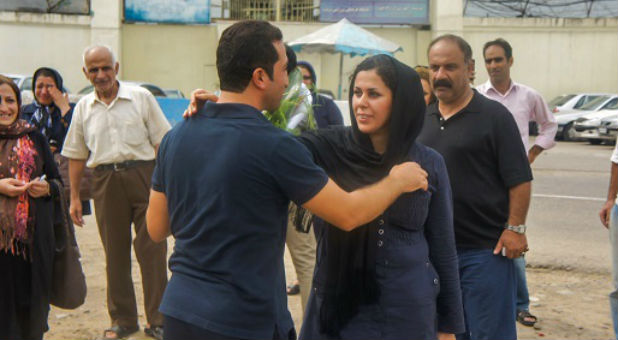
[478,38,557,163]
[477,38,557,328]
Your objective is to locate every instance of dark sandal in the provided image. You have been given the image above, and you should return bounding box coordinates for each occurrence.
[287,283,300,295]
[103,325,139,339]
[516,310,537,327]
[144,325,164,340]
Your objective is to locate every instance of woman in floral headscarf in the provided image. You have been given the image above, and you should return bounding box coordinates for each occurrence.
[0,75,62,340]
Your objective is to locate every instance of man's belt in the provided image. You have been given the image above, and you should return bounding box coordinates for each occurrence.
[95,160,154,172]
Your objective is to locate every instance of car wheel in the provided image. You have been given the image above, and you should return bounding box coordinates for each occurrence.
[562,123,575,141]
[589,139,602,145]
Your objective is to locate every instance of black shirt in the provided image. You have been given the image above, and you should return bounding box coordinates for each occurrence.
[417,90,532,249]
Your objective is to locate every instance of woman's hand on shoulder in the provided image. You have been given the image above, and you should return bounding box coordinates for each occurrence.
[183,89,219,118]
[0,178,29,197]
[26,177,50,198]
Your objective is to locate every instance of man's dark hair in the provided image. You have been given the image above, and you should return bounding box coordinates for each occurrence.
[285,44,297,74]
[217,20,283,93]
[483,38,513,60]
[427,34,473,64]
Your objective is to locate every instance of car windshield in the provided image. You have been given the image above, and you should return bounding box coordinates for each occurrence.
[603,99,618,111]
[549,94,576,107]
[579,96,611,111]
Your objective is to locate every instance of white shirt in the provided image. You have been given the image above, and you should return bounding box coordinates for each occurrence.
[62,83,171,168]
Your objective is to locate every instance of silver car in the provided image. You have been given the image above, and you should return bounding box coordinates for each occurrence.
[598,115,618,143]
[549,93,614,114]
[556,95,618,141]
[572,103,618,144]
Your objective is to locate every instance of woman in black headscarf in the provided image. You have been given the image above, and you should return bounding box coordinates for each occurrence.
[21,67,92,216]
[297,54,464,340]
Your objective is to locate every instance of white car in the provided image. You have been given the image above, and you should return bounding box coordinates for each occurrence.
[598,115,618,143]
[548,93,613,114]
[555,94,618,141]
[5,73,33,92]
[572,104,618,144]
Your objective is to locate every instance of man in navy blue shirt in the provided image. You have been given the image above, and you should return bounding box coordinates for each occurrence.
[146,20,429,340]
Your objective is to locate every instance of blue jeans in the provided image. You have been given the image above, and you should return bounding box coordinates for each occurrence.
[514,256,530,312]
[456,249,517,340]
[609,205,618,340]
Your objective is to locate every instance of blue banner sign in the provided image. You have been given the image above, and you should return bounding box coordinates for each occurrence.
[125,0,210,24]
[320,0,429,25]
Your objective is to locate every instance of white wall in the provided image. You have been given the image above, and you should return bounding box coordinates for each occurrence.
[0,11,92,92]
[1,0,615,103]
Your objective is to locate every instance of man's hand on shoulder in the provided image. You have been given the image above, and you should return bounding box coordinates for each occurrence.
[183,89,219,118]
[389,161,428,193]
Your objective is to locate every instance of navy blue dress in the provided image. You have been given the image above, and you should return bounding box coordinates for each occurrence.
[299,143,465,340]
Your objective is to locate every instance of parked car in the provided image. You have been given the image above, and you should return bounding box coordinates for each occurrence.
[5,73,33,92]
[597,115,618,144]
[78,81,167,97]
[548,93,613,114]
[556,95,618,141]
[163,89,185,98]
[572,103,618,144]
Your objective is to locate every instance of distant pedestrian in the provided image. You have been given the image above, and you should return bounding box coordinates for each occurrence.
[62,45,170,340]
[297,61,344,128]
[477,38,557,328]
[599,142,618,340]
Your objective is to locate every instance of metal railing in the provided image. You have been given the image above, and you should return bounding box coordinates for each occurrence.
[219,0,319,22]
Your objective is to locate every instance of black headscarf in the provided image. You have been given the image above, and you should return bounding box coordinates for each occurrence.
[299,54,426,336]
[32,67,64,97]
[30,67,65,137]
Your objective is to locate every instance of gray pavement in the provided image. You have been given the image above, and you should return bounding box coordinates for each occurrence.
[526,140,615,273]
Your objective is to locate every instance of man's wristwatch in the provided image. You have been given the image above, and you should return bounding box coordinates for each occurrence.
[505,224,527,234]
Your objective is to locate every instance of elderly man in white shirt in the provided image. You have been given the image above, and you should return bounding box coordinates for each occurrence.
[477,38,557,328]
[62,45,171,340]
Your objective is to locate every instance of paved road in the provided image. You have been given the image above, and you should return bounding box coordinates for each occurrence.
[526,140,615,273]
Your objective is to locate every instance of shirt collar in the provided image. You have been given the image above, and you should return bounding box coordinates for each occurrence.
[483,79,518,97]
[201,101,269,122]
[428,89,483,117]
[89,81,130,107]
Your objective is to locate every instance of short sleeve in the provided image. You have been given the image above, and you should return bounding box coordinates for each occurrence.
[494,106,533,187]
[611,143,618,164]
[61,99,90,160]
[151,133,169,193]
[270,135,328,205]
[145,93,172,146]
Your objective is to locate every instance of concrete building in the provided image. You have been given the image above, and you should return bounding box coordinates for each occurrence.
[1,0,616,101]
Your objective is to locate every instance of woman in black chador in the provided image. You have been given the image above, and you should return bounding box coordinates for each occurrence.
[298,55,465,340]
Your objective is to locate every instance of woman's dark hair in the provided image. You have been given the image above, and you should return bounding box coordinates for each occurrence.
[217,20,283,93]
[0,75,22,113]
[414,65,437,105]
[349,54,398,96]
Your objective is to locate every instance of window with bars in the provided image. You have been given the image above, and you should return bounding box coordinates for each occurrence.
[212,0,320,22]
